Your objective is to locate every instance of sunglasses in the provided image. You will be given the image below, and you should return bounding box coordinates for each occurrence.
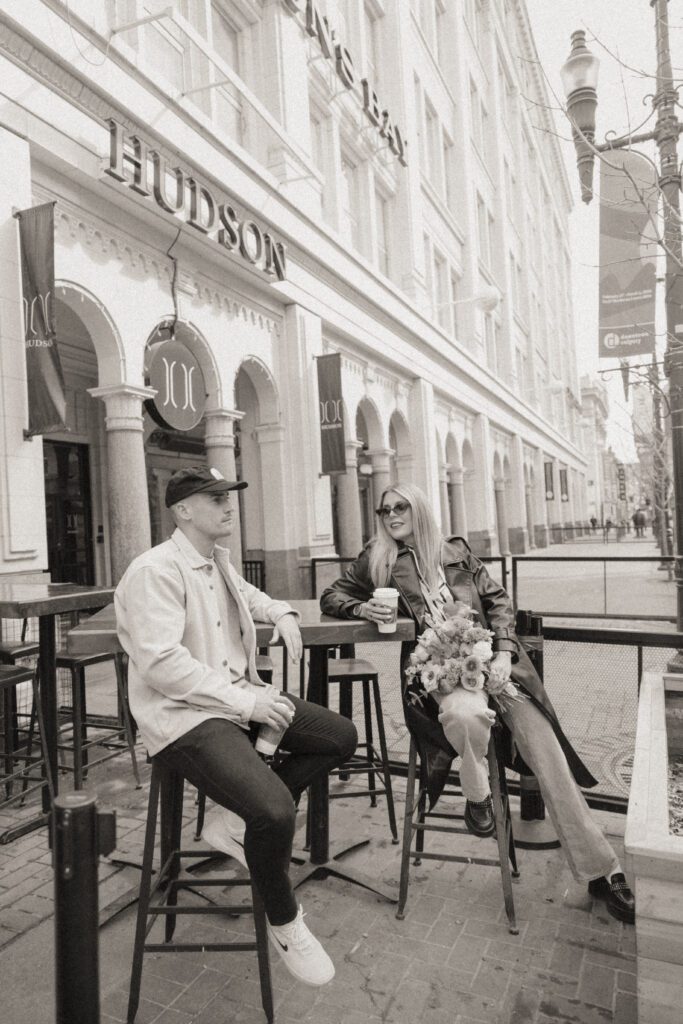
[376,501,410,519]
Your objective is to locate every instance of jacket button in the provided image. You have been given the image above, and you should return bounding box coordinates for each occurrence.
[222,660,228,667]
[209,585,213,590]
[217,621,221,627]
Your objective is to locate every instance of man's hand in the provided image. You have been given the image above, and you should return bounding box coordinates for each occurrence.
[269,613,303,663]
[251,689,296,731]
[489,651,512,681]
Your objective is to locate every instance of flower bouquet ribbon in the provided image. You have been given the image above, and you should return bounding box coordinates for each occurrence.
[405,600,524,709]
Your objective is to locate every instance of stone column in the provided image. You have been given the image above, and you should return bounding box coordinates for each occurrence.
[494,481,511,556]
[439,468,452,534]
[89,384,155,584]
[204,408,245,570]
[337,440,364,557]
[507,435,528,553]
[525,485,536,549]
[469,414,497,554]
[534,447,549,548]
[367,447,394,509]
[253,423,292,596]
[448,468,468,538]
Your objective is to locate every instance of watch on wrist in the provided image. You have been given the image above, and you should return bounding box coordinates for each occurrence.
[352,603,364,618]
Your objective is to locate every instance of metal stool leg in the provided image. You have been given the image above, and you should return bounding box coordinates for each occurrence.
[414,785,427,864]
[114,654,141,788]
[160,767,184,943]
[3,687,14,800]
[251,881,274,1024]
[195,790,206,840]
[127,766,161,1024]
[361,680,377,806]
[372,678,398,842]
[488,733,519,934]
[397,738,419,920]
[71,666,85,790]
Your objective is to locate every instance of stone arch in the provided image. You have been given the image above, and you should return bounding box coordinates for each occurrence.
[233,355,280,425]
[355,395,385,450]
[56,280,125,387]
[492,450,503,483]
[389,409,412,483]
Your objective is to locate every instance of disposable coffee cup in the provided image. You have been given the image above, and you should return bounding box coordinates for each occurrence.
[255,722,287,756]
[373,587,400,633]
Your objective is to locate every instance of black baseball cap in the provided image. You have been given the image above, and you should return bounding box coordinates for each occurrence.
[165,466,247,508]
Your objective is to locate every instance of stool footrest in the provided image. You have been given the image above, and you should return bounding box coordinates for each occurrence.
[145,942,258,954]
[149,904,252,915]
[412,850,501,867]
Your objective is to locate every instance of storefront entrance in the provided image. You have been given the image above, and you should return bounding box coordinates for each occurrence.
[44,440,94,585]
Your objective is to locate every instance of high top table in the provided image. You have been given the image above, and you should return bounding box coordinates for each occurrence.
[0,582,114,843]
[68,599,414,901]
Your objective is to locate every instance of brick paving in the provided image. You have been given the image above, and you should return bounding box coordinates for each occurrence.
[0,746,637,1024]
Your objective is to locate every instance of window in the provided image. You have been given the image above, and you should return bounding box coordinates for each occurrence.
[443,130,456,210]
[476,194,492,266]
[469,80,488,158]
[433,249,449,328]
[340,154,362,252]
[450,269,462,337]
[375,189,390,277]
[435,0,447,66]
[425,98,441,190]
[209,3,243,139]
[484,313,496,371]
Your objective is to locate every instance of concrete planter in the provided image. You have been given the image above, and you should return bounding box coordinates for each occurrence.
[624,672,683,1024]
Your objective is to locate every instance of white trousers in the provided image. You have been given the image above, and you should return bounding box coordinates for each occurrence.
[433,687,620,882]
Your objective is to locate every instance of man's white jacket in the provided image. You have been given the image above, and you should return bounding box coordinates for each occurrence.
[114,528,297,755]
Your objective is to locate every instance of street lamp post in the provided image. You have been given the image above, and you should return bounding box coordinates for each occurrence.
[561,0,683,641]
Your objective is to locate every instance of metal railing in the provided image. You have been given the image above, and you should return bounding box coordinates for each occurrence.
[511,555,677,621]
[243,560,265,591]
[310,555,507,600]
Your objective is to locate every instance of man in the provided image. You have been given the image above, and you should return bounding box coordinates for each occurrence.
[115,467,357,987]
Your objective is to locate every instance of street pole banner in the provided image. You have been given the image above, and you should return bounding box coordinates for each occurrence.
[316,352,346,475]
[15,202,67,435]
[544,461,554,501]
[598,150,657,358]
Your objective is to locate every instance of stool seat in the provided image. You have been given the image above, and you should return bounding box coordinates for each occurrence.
[0,642,39,663]
[55,650,119,669]
[328,659,378,680]
[0,665,35,688]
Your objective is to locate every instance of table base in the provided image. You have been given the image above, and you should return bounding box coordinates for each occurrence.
[289,837,398,903]
[0,811,49,846]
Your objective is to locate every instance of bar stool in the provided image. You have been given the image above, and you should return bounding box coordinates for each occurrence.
[396,724,519,933]
[0,619,39,763]
[326,657,398,843]
[128,760,273,1024]
[0,664,53,817]
[194,654,274,840]
[55,650,140,789]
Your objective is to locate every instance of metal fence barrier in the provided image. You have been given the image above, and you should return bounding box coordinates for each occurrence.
[511,555,677,622]
[311,554,508,599]
[243,559,265,591]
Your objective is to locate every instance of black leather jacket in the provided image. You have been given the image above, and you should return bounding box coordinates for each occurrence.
[321,537,597,804]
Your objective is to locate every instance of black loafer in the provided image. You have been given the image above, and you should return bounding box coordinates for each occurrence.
[588,873,635,924]
[464,797,495,838]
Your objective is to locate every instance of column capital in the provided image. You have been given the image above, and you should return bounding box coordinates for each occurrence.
[449,467,464,485]
[204,408,245,449]
[254,422,285,444]
[88,383,156,433]
[366,447,395,473]
[345,439,364,470]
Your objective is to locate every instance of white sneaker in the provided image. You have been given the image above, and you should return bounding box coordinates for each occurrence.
[267,905,335,986]
[201,805,247,869]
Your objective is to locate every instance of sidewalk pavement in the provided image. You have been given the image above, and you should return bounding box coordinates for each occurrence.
[0,751,637,1024]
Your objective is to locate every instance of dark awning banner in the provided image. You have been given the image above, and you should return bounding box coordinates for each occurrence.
[316,352,345,475]
[599,150,657,359]
[15,202,67,436]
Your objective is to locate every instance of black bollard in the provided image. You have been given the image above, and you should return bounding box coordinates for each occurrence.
[52,793,116,1024]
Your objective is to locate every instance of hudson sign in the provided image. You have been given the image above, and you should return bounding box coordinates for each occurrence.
[103,119,287,281]
[282,0,408,166]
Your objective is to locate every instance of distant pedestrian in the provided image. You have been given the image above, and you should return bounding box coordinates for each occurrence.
[603,517,613,541]
[589,515,597,534]
[635,509,647,537]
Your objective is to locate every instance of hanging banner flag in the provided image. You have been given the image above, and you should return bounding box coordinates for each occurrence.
[15,202,67,435]
[598,150,657,358]
[316,353,345,475]
[544,461,554,501]
[559,468,569,503]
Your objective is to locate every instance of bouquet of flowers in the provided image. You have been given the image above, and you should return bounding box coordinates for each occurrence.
[405,600,522,708]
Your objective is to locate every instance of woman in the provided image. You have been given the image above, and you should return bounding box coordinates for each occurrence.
[321,483,634,924]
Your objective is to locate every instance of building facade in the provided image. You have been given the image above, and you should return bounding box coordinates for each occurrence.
[0,0,587,596]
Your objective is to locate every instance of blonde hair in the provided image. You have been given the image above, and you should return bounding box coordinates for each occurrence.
[367,483,443,589]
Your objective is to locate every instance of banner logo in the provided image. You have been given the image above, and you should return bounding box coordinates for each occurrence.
[146,339,206,431]
[316,353,345,475]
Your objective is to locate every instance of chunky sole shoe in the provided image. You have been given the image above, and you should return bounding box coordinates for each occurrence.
[267,906,335,987]
[588,874,635,925]
[464,797,495,838]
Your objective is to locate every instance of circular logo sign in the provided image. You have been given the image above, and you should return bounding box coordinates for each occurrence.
[146,340,206,431]
[603,332,621,350]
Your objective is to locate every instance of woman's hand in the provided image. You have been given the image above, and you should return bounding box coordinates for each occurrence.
[358,598,395,625]
[489,651,512,682]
